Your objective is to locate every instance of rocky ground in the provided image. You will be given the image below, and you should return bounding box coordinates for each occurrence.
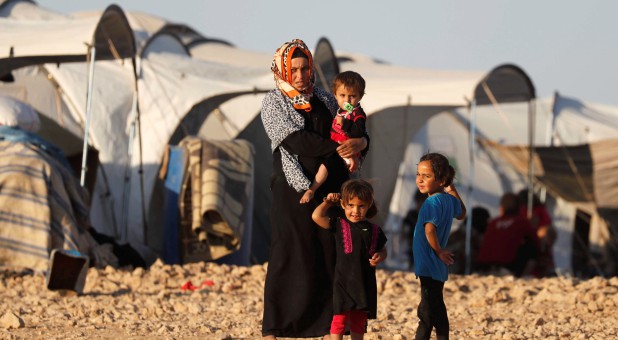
[1,260,617,339]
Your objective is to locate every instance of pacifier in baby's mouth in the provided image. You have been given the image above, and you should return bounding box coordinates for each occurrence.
[343,102,354,114]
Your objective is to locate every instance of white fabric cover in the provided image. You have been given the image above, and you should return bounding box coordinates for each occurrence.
[0,95,40,132]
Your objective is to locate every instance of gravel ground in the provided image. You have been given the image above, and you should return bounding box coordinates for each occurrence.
[1,260,617,339]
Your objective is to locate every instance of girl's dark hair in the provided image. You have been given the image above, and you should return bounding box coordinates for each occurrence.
[419,152,456,187]
[340,179,378,219]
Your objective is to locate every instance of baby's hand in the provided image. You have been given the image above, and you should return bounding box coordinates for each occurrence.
[347,157,359,173]
[335,115,344,126]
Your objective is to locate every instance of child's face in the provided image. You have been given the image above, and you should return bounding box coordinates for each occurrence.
[341,196,370,223]
[416,160,444,196]
[335,85,362,111]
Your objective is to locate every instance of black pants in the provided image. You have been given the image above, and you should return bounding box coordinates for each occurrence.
[415,276,449,340]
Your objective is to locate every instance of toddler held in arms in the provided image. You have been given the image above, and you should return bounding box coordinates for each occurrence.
[300,71,368,204]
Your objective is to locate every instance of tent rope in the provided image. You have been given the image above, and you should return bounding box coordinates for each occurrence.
[314,63,329,90]
[106,37,122,60]
[481,82,516,135]
[481,82,527,157]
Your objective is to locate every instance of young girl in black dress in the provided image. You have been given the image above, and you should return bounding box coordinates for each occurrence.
[312,179,388,340]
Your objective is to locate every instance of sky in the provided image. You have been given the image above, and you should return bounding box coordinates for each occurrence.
[36,0,618,106]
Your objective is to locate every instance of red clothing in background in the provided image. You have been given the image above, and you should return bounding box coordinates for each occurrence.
[476,215,539,265]
[519,205,551,230]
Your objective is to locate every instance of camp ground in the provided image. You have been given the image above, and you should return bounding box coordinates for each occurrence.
[1,0,616,277]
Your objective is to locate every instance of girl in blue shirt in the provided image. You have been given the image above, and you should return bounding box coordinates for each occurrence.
[413,153,466,340]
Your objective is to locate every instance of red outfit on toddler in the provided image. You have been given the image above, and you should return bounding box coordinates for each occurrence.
[330,105,367,170]
[330,105,367,143]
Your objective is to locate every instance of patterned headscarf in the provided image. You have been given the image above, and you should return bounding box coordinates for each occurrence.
[271,39,315,112]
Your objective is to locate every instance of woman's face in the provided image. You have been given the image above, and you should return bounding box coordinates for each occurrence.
[334,85,362,110]
[289,57,311,91]
[416,160,444,196]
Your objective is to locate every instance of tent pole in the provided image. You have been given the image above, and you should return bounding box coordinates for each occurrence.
[121,56,147,244]
[80,45,96,188]
[136,70,148,245]
[549,91,560,147]
[121,68,139,244]
[527,99,536,219]
[465,99,477,275]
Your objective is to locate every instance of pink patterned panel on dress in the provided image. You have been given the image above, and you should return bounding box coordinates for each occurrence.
[340,218,353,254]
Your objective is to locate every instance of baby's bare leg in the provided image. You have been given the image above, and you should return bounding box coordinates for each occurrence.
[299,164,328,204]
[300,189,314,203]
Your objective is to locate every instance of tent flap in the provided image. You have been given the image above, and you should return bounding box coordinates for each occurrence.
[591,139,618,209]
[92,5,136,60]
[480,138,618,209]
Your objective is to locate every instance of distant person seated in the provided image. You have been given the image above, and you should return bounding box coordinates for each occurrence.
[448,206,490,275]
[476,193,540,277]
[518,189,557,277]
[401,190,428,270]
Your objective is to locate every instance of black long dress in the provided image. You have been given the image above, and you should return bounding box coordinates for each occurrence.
[262,96,350,338]
[329,216,387,319]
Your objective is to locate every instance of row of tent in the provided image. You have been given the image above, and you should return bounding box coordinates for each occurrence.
[1,0,616,275]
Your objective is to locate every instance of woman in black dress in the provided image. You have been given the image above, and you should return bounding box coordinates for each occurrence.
[260,39,369,339]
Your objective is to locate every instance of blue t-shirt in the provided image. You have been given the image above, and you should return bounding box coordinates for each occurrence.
[413,192,462,282]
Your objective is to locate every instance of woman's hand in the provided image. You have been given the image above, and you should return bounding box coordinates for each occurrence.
[337,137,367,158]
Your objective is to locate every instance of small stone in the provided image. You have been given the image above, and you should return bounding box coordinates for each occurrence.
[188,303,203,315]
[1,312,25,329]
